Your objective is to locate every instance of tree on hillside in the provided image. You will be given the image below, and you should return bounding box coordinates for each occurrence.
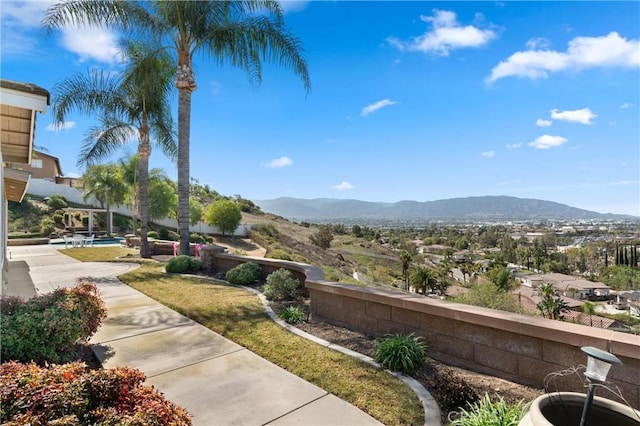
[81,164,127,234]
[487,264,516,292]
[399,250,412,290]
[147,172,178,222]
[410,267,437,294]
[44,0,311,255]
[51,41,176,257]
[189,197,205,227]
[205,199,242,236]
[310,225,333,249]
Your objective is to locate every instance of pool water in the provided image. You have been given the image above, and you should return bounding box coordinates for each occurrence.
[51,237,124,246]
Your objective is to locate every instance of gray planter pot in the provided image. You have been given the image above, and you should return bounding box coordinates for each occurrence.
[519,392,640,426]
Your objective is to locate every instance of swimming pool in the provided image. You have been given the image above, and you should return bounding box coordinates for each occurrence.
[50,237,124,246]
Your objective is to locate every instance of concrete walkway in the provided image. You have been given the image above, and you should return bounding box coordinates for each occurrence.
[3,245,383,425]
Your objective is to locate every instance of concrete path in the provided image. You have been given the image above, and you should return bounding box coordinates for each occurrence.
[4,245,383,426]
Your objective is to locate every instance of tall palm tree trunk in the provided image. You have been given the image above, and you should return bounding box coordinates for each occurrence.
[138,122,152,258]
[177,57,196,256]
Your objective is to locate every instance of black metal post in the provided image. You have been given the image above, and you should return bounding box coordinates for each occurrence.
[580,381,596,426]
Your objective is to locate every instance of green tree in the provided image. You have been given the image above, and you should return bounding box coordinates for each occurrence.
[44,1,311,255]
[399,250,412,290]
[189,196,205,227]
[487,264,516,292]
[147,174,178,222]
[410,267,437,294]
[310,225,333,249]
[455,283,521,313]
[51,42,176,257]
[535,283,569,320]
[81,164,127,234]
[205,199,242,236]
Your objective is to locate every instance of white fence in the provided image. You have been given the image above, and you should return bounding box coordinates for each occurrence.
[27,179,251,237]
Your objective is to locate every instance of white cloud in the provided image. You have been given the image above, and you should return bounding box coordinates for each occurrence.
[526,37,550,50]
[505,143,523,149]
[333,181,354,191]
[46,121,76,131]
[550,108,597,125]
[536,119,552,127]
[387,9,497,56]
[487,32,640,83]
[264,156,293,168]
[609,180,639,187]
[0,0,55,55]
[481,151,495,158]
[620,102,634,109]
[361,99,398,117]
[529,135,567,149]
[61,26,122,64]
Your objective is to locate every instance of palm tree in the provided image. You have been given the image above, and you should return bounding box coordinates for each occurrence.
[81,163,127,234]
[44,1,311,255]
[410,267,437,295]
[51,42,176,258]
[535,283,569,320]
[399,250,412,291]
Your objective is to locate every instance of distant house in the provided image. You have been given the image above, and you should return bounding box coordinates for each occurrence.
[521,272,611,301]
[6,150,62,181]
[1,79,49,288]
[615,291,640,317]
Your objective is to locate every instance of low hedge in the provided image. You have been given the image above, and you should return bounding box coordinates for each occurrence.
[0,361,191,425]
[1,281,107,365]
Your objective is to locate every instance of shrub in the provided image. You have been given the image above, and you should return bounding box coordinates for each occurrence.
[46,194,68,211]
[450,394,528,425]
[190,233,206,244]
[266,248,294,261]
[225,262,262,285]
[1,281,107,365]
[52,213,64,224]
[310,225,333,249]
[158,228,169,240]
[431,367,479,413]
[165,255,203,274]
[262,269,300,301]
[147,230,159,239]
[168,230,180,241]
[39,217,56,236]
[373,333,426,374]
[0,361,191,425]
[278,306,306,325]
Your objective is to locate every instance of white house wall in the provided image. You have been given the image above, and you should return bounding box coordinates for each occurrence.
[27,179,250,237]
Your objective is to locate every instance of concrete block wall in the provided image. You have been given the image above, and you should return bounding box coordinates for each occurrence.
[306,280,640,408]
[197,247,640,408]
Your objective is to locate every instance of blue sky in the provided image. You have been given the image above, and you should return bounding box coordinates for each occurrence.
[2,1,639,216]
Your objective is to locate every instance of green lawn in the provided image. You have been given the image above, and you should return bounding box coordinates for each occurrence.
[60,248,424,425]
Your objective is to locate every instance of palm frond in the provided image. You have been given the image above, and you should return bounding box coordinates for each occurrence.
[77,119,135,168]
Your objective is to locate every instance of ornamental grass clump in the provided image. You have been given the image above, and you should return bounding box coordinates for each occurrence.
[372,333,426,374]
[225,262,262,285]
[278,306,306,325]
[0,280,106,365]
[450,394,528,426]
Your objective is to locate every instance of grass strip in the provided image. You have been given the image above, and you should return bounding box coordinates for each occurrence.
[60,249,424,424]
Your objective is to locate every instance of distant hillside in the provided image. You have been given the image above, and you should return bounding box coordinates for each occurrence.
[253,196,635,223]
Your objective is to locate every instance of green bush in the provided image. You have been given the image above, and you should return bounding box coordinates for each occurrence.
[0,361,192,425]
[263,269,300,301]
[147,231,159,239]
[225,262,262,285]
[190,233,206,244]
[372,333,426,374]
[431,367,479,413]
[168,230,180,241]
[158,228,169,240]
[278,306,306,325]
[52,213,64,224]
[1,281,107,365]
[266,248,294,261]
[450,394,528,425]
[39,217,55,236]
[46,194,68,211]
[165,255,203,274]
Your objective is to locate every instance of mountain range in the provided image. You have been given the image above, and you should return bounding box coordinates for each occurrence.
[253,196,637,223]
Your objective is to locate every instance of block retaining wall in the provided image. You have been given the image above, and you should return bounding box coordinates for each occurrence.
[200,247,640,408]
